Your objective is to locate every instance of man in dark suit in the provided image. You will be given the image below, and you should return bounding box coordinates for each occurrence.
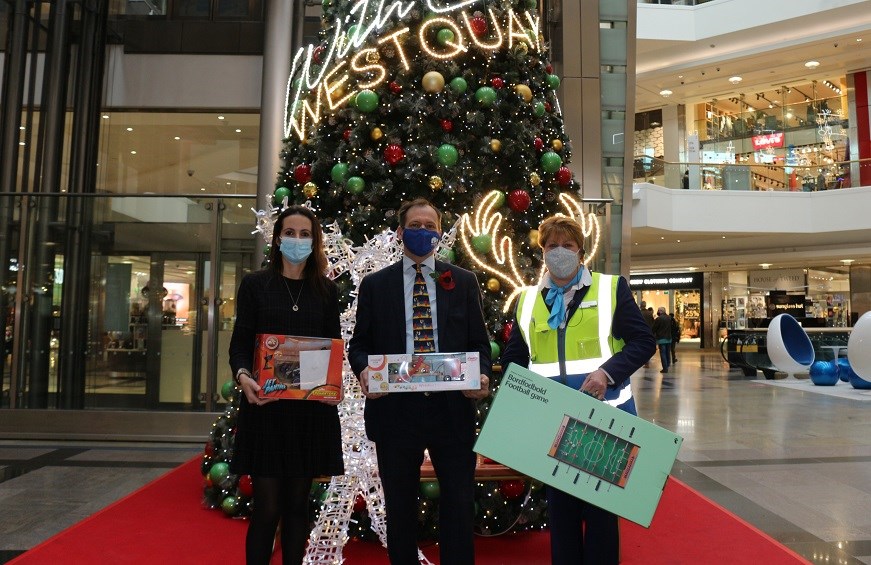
[348,198,491,565]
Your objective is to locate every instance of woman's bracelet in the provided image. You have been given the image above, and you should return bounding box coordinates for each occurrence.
[234,368,252,385]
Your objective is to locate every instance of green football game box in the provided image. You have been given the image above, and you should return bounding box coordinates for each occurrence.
[474,363,683,527]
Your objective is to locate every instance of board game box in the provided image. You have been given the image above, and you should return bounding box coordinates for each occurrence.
[367,352,480,393]
[474,363,682,527]
[254,334,344,401]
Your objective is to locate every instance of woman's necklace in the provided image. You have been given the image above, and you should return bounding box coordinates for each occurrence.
[282,277,304,312]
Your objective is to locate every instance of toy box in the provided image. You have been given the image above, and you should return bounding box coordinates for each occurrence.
[474,363,683,527]
[254,334,344,401]
[367,352,480,393]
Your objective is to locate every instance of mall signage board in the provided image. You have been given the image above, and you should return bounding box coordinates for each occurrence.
[629,272,703,291]
[752,132,784,150]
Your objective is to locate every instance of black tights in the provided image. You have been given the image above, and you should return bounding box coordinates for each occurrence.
[246,476,313,565]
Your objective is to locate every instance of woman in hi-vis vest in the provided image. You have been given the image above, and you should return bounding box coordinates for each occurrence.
[500,215,655,565]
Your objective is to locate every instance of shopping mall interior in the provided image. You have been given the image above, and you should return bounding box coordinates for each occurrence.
[1,0,871,563]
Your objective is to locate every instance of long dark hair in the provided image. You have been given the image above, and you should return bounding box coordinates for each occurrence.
[268,206,330,298]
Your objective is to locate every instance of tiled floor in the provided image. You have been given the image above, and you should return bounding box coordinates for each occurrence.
[1,348,870,564]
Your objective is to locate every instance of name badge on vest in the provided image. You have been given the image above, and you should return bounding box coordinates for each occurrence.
[576,337,602,360]
[579,300,598,308]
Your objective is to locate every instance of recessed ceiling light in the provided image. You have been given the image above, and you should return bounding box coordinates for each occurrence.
[173,136,180,140]
[126,127,134,132]
[805,60,820,69]
[759,263,772,269]
[728,76,742,84]
[226,182,231,185]
[19,126,25,130]
[130,150,137,155]
[101,114,109,119]
[857,38,863,42]
[841,259,855,264]
[659,89,673,97]
[200,187,205,191]
[235,129,242,133]
[18,141,25,146]
[218,115,225,120]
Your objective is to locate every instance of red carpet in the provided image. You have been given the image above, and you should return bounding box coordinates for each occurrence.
[12,458,809,564]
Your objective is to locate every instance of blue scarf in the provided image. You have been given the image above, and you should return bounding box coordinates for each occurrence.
[544,269,584,330]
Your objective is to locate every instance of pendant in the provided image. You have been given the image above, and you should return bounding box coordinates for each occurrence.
[293,305,299,312]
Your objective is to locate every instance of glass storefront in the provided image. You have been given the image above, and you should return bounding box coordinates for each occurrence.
[629,272,704,345]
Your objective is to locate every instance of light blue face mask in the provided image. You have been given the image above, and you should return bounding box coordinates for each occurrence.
[279,237,313,264]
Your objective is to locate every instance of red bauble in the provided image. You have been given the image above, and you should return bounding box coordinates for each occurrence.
[556,166,572,186]
[384,144,405,166]
[441,119,454,133]
[204,475,213,488]
[470,16,488,36]
[507,189,531,212]
[313,45,326,64]
[343,129,352,141]
[544,102,552,113]
[499,479,526,501]
[389,81,403,94]
[501,321,514,342]
[204,442,215,457]
[533,137,544,150]
[293,164,312,184]
[491,77,504,89]
[353,494,366,512]
[545,64,553,74]
[237,474,254,498]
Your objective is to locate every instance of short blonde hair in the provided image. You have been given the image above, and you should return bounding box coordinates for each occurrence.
[538,215,585,252]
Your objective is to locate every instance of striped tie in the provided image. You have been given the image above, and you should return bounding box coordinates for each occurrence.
[412,264,435,353]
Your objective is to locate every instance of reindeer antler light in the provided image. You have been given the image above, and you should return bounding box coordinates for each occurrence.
[459,190,601,312]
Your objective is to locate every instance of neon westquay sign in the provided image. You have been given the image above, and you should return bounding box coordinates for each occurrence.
[284,0,542,141]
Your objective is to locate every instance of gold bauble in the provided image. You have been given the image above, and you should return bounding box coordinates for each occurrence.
[515,84,533,103]
[530,172,541,186]
[490,139,502,152]
[370,127,383,141]
[429,175,444,191]
[552,139,563,151]
[422,71,446,93]
[303,182,318,198]
[516,42,529,55]
[366,50,380,63]
[486,278,501,292]
[529,229,540,247]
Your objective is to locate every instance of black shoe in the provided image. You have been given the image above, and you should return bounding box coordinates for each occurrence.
[672,359,678,363]
[660,369,668,373]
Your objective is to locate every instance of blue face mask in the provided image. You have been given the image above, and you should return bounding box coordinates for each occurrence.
[402,227,440,257]
[279,237,313,264]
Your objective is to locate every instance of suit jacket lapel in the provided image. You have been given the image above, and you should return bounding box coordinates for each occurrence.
[434,260,450,348]
[388,261,407,349]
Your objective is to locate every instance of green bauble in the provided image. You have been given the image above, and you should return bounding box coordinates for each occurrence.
[221,496,238,516]
[220,380,235,401]
[436,28,455,46]
[437,144,459,167]
[273,186,291,205]
[355,89,379,113]
[420,481,440,499]
[346,176,365,194]
[533,101,546,117]
[438,248,456,263]
[322,0,331,7]
[475,86,497,106]
[331,163,349,183]
[540,151,563,174]
[209,461,230,484]
[471,233,493,254]
[493,190,506,208]
[525,0,537,8]
[547,74,561,90]
[490,340,501,360]
[449,77,468,94]
[347,24,359,41]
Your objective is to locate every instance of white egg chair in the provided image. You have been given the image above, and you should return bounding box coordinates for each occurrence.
[847,311,871,381]
[766,313,814,379]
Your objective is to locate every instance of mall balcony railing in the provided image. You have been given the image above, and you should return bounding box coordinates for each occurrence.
[632,156,871,191]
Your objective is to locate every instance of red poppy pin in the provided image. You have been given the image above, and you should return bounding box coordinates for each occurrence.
[431,269,455,291]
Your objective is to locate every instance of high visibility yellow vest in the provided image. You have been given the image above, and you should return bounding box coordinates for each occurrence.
[516,273,631,407]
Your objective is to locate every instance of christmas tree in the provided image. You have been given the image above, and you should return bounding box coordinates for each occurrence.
[203,0,602,549]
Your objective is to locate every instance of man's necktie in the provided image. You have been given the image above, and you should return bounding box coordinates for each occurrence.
[412,264,435,353]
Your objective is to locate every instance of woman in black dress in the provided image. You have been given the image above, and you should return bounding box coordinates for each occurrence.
[229,205,344,564]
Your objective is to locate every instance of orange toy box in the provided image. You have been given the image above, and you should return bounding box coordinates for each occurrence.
[254,334,344,401]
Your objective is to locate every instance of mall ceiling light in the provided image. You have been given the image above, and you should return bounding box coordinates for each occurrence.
[804,60,820,69]
[759,263,772,269]
[728,76,742,84]
[841,259,855,265]
[659,89,673,97]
